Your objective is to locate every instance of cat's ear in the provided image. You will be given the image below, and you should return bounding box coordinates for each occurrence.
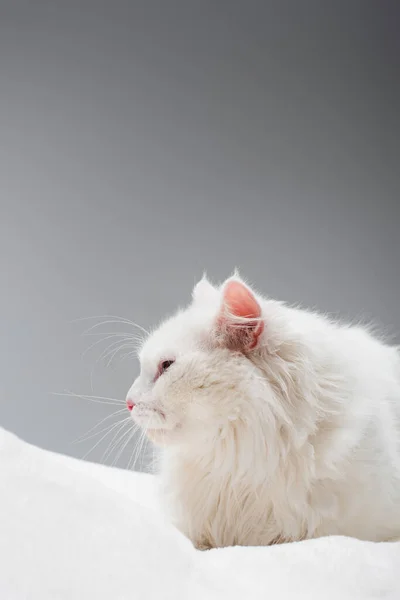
[192,273,218,304]
[215,278,264,352]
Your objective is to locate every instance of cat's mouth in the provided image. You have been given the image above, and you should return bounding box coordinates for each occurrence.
[131,403,181,433]
[131,405,166,428]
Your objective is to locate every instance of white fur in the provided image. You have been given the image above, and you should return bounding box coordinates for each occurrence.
[127,274,400,549]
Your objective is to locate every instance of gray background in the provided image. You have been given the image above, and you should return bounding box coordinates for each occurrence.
[1,0,399,470]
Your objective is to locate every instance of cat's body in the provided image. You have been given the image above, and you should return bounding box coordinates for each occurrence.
[127,274,400,549]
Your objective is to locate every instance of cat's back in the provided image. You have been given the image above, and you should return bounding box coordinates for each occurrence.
[338,323,400,404]
[278,302,400,408]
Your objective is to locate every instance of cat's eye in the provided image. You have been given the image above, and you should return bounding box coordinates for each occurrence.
[160,360,174,373]
[156,360,175,379]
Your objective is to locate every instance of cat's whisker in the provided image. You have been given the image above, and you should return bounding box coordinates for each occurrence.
[95,336,137,363]
[126,417,149,471]
[126,436,139,471]
[80,416,132,461]
[73,414,130,446]
[75,316,149,337]
[102,419,136,463]
[111,425,136,467]
[137,420,151,471]
[130,418,150,471]
[71,408,127,444]
[82,334,137,360]
[128,428,144,471]
[83,330,143,337]
[53,390,125,405]
[96,338,133,365]
[120,349,138,363]
[105,342,138,368]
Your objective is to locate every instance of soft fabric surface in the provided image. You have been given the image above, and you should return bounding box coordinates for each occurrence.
[1,428,399,600]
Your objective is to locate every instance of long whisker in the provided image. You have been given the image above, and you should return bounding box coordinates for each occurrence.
[128,423,147,471]
[120,349,138,363]
[102,417,137,460]
[126,439,138,471]
[102,419,135,462]
[73,316,149,337]
[82,333,141,360]
[131,416,152,472]
[84,332,144,338]
[105,342,138,368]
[71,408,127,444]
[80,417,131,461]
[111,426,136,467]
[126,418,148,472]
[96,338,134,363]
[52,390,124,405]
[139,421,150,470]
[73,413,130,445]
[139,433,150,472]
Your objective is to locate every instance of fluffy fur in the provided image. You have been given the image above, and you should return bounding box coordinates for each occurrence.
[126,273,400,549]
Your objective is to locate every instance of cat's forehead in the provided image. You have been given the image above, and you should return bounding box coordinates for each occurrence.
[139,304,213,366]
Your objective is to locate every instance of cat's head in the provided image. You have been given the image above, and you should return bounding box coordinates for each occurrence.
[126,273,277,446]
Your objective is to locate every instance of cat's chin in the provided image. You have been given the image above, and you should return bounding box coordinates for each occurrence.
[146,429,169,445]
[145,424,182,446]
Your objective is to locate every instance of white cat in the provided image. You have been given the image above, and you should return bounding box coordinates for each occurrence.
[126,273,400,549]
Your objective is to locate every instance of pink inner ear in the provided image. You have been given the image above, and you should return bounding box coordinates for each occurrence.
[217,280,264,351]
[223,281,261,319]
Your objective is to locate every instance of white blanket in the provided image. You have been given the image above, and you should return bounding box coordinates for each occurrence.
[1,428,399,600]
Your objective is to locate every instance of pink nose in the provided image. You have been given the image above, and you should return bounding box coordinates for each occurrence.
[126,398,135,411]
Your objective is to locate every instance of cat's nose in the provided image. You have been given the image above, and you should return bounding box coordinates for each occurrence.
[126,397,136,411]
